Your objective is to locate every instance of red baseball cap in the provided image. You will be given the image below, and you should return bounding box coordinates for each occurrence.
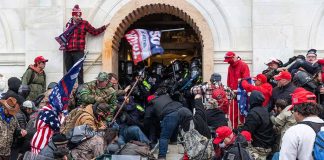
[253,74,267,83]
[147,95,156,103]
[224,52,236,62]
[34,56,48,64]
[213,126,233,144]
[274,71,291,81]
[288,90,317,110]
[240,131,252,142]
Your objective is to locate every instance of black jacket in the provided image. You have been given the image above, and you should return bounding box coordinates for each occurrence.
[151,94,182,120]
[192,99,211,138]
[206,108,228,129]
[269,82,296,111]
[1,77,25,105]
[222,134,252,160]
[242,91,274,149]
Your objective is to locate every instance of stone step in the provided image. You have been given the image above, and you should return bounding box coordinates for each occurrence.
[154,144,184,160]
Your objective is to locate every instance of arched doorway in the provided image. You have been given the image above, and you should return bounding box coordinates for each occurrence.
[118,13,202,81]
[102,2,214,81]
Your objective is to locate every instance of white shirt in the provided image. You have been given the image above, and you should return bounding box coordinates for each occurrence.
[279,116,324,160]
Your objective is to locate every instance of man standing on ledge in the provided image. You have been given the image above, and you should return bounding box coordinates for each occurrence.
[64,4,109,84]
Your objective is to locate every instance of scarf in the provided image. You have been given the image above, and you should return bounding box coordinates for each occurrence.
[0,106,12,124]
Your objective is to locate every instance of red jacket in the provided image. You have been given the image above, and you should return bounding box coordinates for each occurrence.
[227,60,250,90]
[241,80,273,107]
[65,19,106,51]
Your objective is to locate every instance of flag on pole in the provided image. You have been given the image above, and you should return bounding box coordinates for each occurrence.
[49,56,85,112]
[125,29,164,65]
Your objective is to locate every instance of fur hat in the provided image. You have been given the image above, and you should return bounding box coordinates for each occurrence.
[0,97,20,116]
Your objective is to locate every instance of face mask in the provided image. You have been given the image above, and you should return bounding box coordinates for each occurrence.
[219,142,226,148]
[227,59,235,65]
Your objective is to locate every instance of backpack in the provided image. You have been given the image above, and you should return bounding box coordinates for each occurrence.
[60,107,89,135]
[65,125,96,150]
[117,141,156,160]
[299,121,324,160]
[180,120,214,160]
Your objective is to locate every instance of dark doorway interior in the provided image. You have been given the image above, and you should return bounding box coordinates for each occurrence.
[118,13,202,77]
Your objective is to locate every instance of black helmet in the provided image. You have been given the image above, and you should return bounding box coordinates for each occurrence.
[125,61,133,75]
[190,57,201,69]
[210,73,222,83]
[172,60,182,72]
[293,71,317,90]
[182,61,189,70]
[47,82,58,90]
[154,63,164,76]
[119,61,126,74]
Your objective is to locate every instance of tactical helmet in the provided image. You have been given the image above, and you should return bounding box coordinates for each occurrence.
[190,57,201,69]
[172,60,182,72]
[210,73,222,84]
[293,71,317,90]
[125,61,133,75]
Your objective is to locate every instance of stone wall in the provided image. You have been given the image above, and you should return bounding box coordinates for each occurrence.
[0,0,324,85]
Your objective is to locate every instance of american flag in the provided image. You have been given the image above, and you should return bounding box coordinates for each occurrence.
[49,56,85,112]
[31,105,61,154]
[31,56,85,154]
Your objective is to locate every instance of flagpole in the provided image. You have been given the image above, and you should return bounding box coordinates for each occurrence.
[160,28,185,32]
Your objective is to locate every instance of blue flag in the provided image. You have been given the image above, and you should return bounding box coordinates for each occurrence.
[49,56,85,113]
[237,78,253,117]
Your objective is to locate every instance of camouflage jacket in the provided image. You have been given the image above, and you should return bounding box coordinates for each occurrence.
[0,113,19,156]
[70,135,105,160]
[77,80,117,122]
[78,80,117,106]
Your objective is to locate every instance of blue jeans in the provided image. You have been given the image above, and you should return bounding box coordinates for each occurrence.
[158,111,179,158]
[118,125,150,145]
[272,152,279,160]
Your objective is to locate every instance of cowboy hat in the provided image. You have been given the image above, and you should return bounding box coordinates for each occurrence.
[0,97,20,116]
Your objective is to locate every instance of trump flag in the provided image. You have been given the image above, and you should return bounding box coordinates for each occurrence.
[125,29,164,65]
[49,56,85,112]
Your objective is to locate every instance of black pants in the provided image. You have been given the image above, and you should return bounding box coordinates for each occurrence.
[64,50,84,84]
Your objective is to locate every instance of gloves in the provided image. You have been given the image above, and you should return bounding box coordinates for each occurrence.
[288,56,297,63]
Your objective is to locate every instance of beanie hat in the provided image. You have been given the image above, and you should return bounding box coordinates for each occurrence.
[52,133,68,146]
[307,49,317,56]
[72,4,82,16]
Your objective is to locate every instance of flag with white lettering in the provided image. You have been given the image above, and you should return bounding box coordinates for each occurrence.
[125,29,164,65]
[49,56,84,112]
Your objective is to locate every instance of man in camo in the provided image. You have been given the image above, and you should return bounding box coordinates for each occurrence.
[0,97,27,160]
[78,72,117,122]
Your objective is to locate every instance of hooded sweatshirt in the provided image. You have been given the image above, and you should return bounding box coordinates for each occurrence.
[241,91,274,148]
[1,77,24,105]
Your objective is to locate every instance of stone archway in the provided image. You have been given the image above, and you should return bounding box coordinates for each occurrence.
[102,0,214,81]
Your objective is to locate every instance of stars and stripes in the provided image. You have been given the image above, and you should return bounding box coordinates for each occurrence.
[31,56,85,154]
[31,105,61,154]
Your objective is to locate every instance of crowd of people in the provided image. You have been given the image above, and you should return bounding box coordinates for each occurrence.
[1,3,324,160]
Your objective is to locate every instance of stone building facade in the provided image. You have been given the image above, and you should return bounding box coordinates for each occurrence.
[1,0,324,85]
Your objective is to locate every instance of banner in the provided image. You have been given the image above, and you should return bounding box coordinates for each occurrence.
[49,56,85,112]
[125,29,164,65]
